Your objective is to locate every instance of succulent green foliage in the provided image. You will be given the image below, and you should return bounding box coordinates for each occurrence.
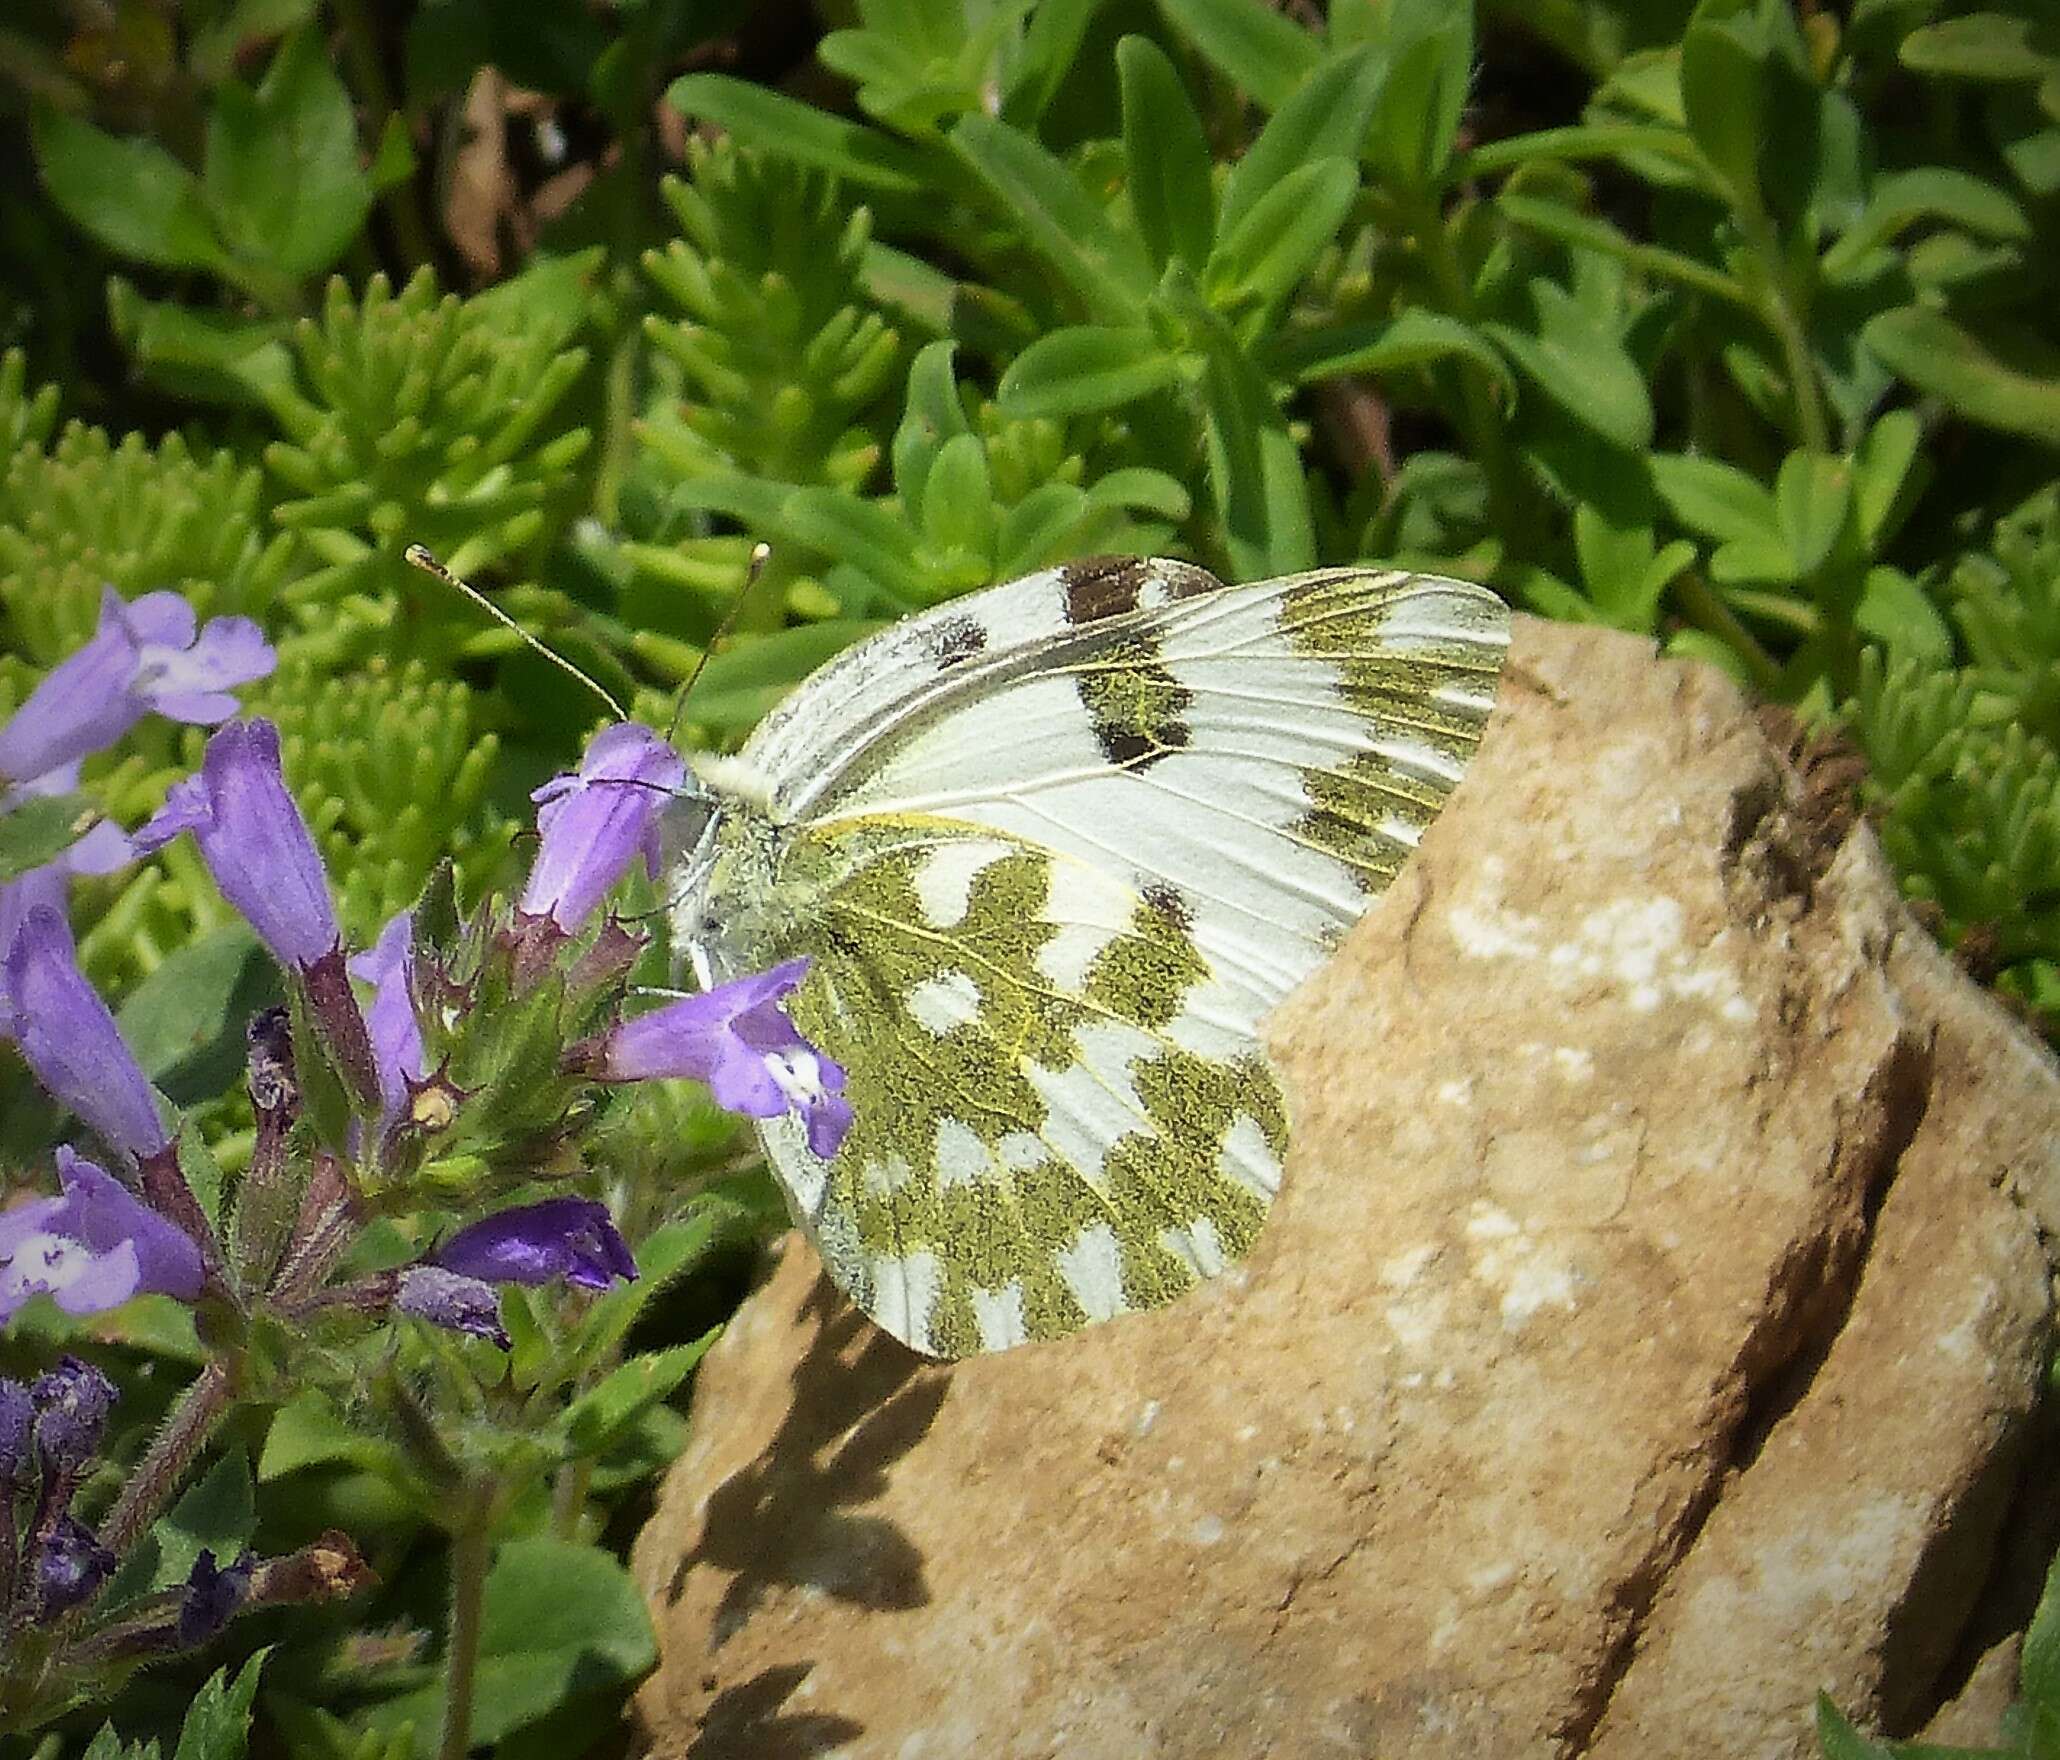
[261,266,594,650]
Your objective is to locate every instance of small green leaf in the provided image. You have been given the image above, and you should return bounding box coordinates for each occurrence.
[664,74,928,192]
[0,793,94,883]
[1218,46,1384,243]
[2021,1544,2060,1718]
[560,1332,720,1457]
[1200,341,1315,578]
[1158,0,1321,110]
[1485,282,1653,452]
[1651,453,1781,545]
[1204,157,1359,314]
[950,114,1154,322]
[30,108,226,270]
[171,1654,270,1760]
[1811,1693,1900,1760]
[1264,309,1515,397]
[1680,0,1768,214]
[1863,306,2060,445]
[1851,410,1923,549]
[1361,0,1474,189]
[1774,451,1852,577]
[117,925,276,1102]
[1900,13,2058,82]
[997,326,1184,418]
[918,433,997,562]
[203,30,373,276]
[892,339,974,511]
[151,1447,256,1591]
[1822,167,2029,279]
[261,1391,415,1486]
[1857,567,1951,661]
[1118,36,1216,271]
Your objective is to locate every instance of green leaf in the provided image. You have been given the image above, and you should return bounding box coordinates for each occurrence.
[1812,1692,1898,1760]
[107,279,295,408]
[1118,36,1216,271]
[203,30,373,276]
[30,108,226,271]
[0,792,94,883]
[1484,285,1653,451]
[1200,340,1315,578]
[1900,13,2058,82]
[369,1540,657,1753]
[1851,410,1923,549]
[1680,0,1768,214]
[1218,46,1384,243]
[950,114,1154,322]
[918,433,997,562]
[1158,0,1321,110]
[664,74,928,192]
[260,1391,415,1486]
[1822,167,2030,278]
[151,1447,256,1591]
[1360,0,1474,188]
[1863,306,2060,445]
[172,1654,269,1760]
[1857,567,1951,661]
[560,1331,720,1457]
[1651,452,1780,545]
[2022,1544,2060,1720]
[1204,157,1359,313]
[892,340,974,510]
[1774,451,1852,577]
[997,325,1185,418]
[117,925,276,1103]
[1263,309,1514,396]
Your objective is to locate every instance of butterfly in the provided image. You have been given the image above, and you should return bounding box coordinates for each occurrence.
[663,556,1508,1358]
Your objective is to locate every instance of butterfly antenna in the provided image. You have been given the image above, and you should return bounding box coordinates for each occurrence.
[666,541,774,744]
[405,544,629,723]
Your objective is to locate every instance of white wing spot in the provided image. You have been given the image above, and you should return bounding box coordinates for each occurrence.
[861,1152,915,1200]
[1058,1222,1128,1322]
[997,1131,1048,1172]
[905,970,982,1035]
[871,1249,943,1352]
[911,839,1013,929]
[1159,1215,1226,1278]
[971,1280,1029,1350]
[1219,1114,1281,1201]
[932,1117,990,1190]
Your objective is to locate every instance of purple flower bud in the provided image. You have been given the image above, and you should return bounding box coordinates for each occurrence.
[135,719,338,969]
[0,816,137,1036]
[0,589,275,790]
[395,1265,511,1348]
[432,1198,637,1292]
[177,1548,255,1647]
[520,723,685,932]
[36,1512,114,1617]
[29,1353,117,1470]
[0,1150,206,1328]
[0,1377,33,1484]
[348,911,426,1124]
[590,959,853,1159]
[2,907,170,1158]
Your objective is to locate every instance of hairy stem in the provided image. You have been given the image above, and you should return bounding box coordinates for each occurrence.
[439,1514,493,1760]
[98,1359,237,1558]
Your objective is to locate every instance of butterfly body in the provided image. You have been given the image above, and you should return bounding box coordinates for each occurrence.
[666,557,1508,1357]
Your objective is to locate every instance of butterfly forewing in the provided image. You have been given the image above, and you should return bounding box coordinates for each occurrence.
[704,558,1509,1356]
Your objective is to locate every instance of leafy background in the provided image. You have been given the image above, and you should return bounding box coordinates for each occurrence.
[2,0,2058,1754]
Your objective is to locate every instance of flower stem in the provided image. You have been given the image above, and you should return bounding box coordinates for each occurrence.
[99,1359,237,1558]
[439,1512,493,1760]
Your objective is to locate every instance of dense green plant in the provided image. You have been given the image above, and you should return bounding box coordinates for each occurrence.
[2,0,2057,1753]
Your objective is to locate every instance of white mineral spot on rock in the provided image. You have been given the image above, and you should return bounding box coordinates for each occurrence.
[1435,1076,1475,1105]
[1191,1514,1227,1546]
[1465,1203,1522,1241]
[1554,1045,1596,1081]
[1133,1398,1162,1438]
[1380,1244,1438,1288]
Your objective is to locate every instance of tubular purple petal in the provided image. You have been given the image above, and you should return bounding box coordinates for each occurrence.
[349,911,425,1123]
[3,907,170,1158]
[395,1265,511,1348]
[432,1197,637,1292]
[135,720,338,968]
[37,1514,114,1617]
[0,1152,203,1326]
[28,1355,118,1469]
[519,723,686,932]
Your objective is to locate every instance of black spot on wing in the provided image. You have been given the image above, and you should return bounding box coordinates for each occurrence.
[1141,881,1193,931]
[924,613,987,668]
[1076,639,1193,772]
[1058,556,1223,626]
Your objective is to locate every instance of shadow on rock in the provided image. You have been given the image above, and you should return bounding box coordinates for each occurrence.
[685,1664,865,1759]
[672,1270,948,1647]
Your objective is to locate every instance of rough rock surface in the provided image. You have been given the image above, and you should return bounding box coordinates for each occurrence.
[631,618,2060,1760]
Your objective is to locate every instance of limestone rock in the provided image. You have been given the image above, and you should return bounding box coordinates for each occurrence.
[631,618,2060,1760]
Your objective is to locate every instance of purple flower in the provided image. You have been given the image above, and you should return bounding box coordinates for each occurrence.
[2,907,170,1158]
[395,1265,511,1348]
[349,911,425,1123]
[0,589,273,791]
[0,807,136,993]
[591,959,853,1158]
[433,1198,637,1292]
[520,723,685,933]
[177,1548,254,1647]
[29,1353,117,1468]
[0,1151,204,1326]
[135,719,338,969]
[37,1513,113,1616]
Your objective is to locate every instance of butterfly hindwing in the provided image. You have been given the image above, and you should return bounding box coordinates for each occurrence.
[701,558,1509,1356]
[750,814,1285,1357]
